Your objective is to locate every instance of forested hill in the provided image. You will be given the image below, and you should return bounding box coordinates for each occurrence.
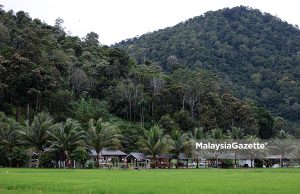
[116,6,300,125]
[0,4,299,147]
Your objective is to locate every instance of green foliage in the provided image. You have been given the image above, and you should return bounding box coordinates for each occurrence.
[117,6,300,129]
[86,118,121,167]
[72,98,109,126]
[173,110,198,131]
[39,151,56,168]
[0,6,298,166]
[70,147,89,168]
[8,146,28,167]
[255,107,274,139]
[158,114,179,134]
[221,159,234,168]
[19,112,54,152]
[138,125,168,168]
[48,119,86,160]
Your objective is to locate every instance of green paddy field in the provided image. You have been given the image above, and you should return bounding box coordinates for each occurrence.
[0,168,299,194]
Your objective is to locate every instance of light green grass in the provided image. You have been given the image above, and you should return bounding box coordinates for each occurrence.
[0,168,299,194]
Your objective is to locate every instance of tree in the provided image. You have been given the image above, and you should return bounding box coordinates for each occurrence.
[19,112,54,153]
[158,114,179,134]
[171,68,217,118]
[86,118,121,168]
[244,135,265,168]
[189,127,206,168]
[269,137,295,167]
[70,147,89,168]
[48,119,86,168]
[70,68,90,97]
[273,117,285,135]
[227,127,244,166]
[0,112,22,166]
[72,98,109,126]
[114,79,143,121]
[83,32,99,47]
[138,125,168,168]
[8,146,28,167]
[208,128,226,167]
[255,107,274,139]
[169,129,189,168]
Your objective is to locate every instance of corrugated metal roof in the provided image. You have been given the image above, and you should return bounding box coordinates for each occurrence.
[126,152,147,160]
[90,148,127,157]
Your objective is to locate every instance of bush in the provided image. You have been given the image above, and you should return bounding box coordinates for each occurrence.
[86,160,95,169]
[71,147,89,168]
[39,151,56,168]
[8,147,28,167]
[254,159,264,168]
[221,159,234,168]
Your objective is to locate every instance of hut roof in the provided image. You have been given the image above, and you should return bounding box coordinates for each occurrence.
[126,152,147,160]
[90,148,127,157]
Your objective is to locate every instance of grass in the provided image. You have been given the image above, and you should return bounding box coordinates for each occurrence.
[0,168,300,194]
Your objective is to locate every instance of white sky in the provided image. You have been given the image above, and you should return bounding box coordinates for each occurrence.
[1,0,300,45]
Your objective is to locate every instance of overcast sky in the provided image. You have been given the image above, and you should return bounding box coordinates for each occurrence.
[2,0,300,45]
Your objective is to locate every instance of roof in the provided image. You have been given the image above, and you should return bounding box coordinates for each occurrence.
[90,148,127,157]
[178,153,190,160]
[126,152,147,160]
[158,153,173,159]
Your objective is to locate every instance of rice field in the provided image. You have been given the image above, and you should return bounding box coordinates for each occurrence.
[0,168,299,194]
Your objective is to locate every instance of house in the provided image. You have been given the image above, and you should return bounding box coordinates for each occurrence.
[90,148,127,168]
[126,152,149,169]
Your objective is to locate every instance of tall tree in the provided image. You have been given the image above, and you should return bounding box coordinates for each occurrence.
[169,129,189,168]
[19,112,54,153]
[48,119,86,168]
[138,125,168,168]
[86,118,121,168]
[0,112,22,166]
[172,68,217,118]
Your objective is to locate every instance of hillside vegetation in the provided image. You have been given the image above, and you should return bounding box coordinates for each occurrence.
[117,6,300,128]
[0,5,299,167]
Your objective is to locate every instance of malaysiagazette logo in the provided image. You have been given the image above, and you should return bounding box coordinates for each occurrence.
[196,141,267,151]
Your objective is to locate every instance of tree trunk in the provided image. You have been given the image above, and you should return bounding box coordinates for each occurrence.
[26,103,30,120]
[96,152,100,168]
[234,151,237,166]
[176,156,180,169]
[129,101,132,122]
[152,156,157,168]
[196,156,199,168]
[151,101,154,117]
[15,104,18,121]
[191,101,195,118]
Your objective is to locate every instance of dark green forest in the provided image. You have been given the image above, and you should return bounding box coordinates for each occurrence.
[0,5,299,167]
[117,6,300,131]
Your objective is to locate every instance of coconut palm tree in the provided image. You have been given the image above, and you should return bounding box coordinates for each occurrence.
[19,112,54,153]
[86,118,121,168]
[227,127,244,166]
[189,127,206,168]
[208,128,226,167]
[0,113,22,166]
[138,125,168,168]
[169,129,190,168]
[244,135,266,168]
[269,137,295,167]
[48,119,86,168]
[292,147,300,166]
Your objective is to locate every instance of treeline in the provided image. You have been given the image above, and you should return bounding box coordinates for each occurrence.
[117,6,300,131]
[0,111,296,168]
[0,4,297,166]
